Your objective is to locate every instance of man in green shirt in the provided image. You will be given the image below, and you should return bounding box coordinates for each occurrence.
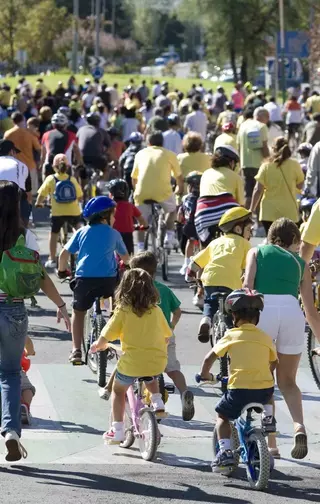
[130,251,195,421]
[237,107,269,208]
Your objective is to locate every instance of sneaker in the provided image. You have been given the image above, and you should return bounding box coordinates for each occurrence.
[69,349,82,364]
[181,390,195,421]
[4,431,28,462]
[193,293,204,309]
[99,387,111,400]
[211,449,235,473]
[262,415,277,433]
[179,262,190,276]
[152,397,168,419]
[55,269,71,280]
[21,404,31,425]
[103,428,125,445]
[164,231,175,250]
[44,259,57,269]
[198,316,211,343]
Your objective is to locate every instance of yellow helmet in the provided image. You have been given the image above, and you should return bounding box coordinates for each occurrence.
[219,207,252,233]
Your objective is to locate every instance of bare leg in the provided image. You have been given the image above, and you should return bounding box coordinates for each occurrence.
[49,232,59,261]
[185,240,194,259]
[215,414,231,440]
[276,353,304,429]
[21,389,34,407]
[112,380,129,422]
[71,309,86,351]
[167,370,187,395]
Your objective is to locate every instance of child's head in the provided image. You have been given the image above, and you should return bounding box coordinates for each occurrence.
[115,268,159,317]
[27,117,40,135]
[297,142,312,160]
[185,171,202,196]
[225,288,264,327]
[267,217,300,252]
[52,154,69,174]
[107,178,129,202]
[130,251,157,277]
[83,196,116,226]
[218,207,253,240]
[300,197,316,223]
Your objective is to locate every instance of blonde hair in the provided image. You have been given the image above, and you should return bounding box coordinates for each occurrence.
[115,268,159,317]
[271,136,291,167]
[53,154,69,174]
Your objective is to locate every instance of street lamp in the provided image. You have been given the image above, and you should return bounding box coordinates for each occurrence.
[279,0,286,103]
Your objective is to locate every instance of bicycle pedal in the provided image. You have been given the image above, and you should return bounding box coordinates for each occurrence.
[72,360,85,366]
[165,384,175,394]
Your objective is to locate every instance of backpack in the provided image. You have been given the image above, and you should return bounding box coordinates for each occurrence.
[0,235,44,300]
[53,175,77,203]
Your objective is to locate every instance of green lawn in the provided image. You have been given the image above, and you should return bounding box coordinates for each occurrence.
[1,72,234,97]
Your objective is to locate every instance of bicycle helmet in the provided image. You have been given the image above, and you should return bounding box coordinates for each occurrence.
[107,127,120,137]
[214,144,239,163]
[128,131,143,144]
[185,171,202,187]
[225,101,234,110]
[58,106,71,118]
[107,178,129,200]
[219,207,252,233]
[225,288,264,313]
[300,197,317,211]
[297,142,312,155]
[222,122,235,133]
[167,113,179,126]
[86,112,101,127]
[51,112,68,128]
[83,196,116,219]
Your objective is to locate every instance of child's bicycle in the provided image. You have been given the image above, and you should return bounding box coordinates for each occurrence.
[210,292,231,393]
[196,374,273,491]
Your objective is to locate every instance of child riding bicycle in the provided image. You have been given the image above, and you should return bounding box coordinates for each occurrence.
[57,196,130,364]
[130,251,195,421]
[90,268,172,443]
[199,289,277,472]
[186,207,253,343]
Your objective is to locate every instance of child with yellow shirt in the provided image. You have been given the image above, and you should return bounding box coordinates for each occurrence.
[91,268,172,444]
[186,207,252,342]
[199,289,277,472]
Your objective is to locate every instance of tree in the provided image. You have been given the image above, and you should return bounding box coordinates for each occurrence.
[0,0,33,70]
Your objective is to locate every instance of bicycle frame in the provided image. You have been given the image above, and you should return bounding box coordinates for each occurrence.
[126,379,152,437]
[234,410,258,464]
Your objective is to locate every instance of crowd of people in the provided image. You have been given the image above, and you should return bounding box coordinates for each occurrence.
[0,73,320,473]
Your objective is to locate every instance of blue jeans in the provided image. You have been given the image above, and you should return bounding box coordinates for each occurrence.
[203,286,233,322]
[0,303,28,437]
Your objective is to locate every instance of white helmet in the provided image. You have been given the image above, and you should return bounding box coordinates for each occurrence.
[51,112,68,128]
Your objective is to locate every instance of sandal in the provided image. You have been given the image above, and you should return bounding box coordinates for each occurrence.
[291,431,308,460]
[268,447,281,459]
[69,349,82,363]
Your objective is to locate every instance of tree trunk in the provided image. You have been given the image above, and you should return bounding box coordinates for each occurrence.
[240,55,248,82]
[230,46,237,81]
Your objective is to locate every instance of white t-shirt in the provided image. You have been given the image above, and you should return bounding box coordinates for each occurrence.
[264,102,282,123]
[0,156,28,190]
[184,110,208,141]
[163,130,182,155]
[82,92,95,109]
[26,229,40,252]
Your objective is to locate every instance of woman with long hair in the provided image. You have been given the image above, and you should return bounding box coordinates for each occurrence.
[0,181,70,462]
[250,136,305,234]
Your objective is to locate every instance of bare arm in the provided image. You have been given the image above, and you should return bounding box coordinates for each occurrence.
[300,265,320,343]
[73,143,83,165]
[250,182,264,213]
[132,177,137,189]
[176,174,184,195]
[243,247,258,289]
[171,307,182,330]
[137,215,148,228]
[200,348,218,380]
[300,241,316,264]
[40,270,71,331]
[58,248,70,272]
[40,145,46,169]
[120,252,130,264]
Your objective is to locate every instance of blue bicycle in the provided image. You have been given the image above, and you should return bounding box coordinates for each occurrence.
[196,374,273,491]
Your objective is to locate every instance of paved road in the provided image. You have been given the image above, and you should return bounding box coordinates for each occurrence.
[1,216,320,503]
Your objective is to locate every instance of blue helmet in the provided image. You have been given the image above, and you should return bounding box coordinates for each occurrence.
[83,196,116,219]
[128,132,143,143]
[300,197,317,211]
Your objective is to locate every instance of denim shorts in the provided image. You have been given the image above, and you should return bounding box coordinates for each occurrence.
[215,387,274,421]
[115,370,158,387]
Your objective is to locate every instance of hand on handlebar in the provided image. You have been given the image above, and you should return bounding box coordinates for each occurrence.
[195,372,216,384]
[134,224,149,231]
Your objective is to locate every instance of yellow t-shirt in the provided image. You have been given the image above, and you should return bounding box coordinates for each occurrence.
[306,95,320,116]
[193,234,251,288]
[199,167,245,205]
[101,306,171,376]
[38,173,83,217]
[213,323,277,389]
[177,152,211,179]
[255,158,304,223]
[301,198,320,246]
[132,146,181,205]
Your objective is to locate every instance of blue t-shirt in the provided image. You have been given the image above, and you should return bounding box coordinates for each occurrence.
[65,224,127,278]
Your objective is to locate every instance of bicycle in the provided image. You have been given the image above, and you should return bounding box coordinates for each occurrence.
[209,292,232,393]
[82,297,116,387]
[143,199,169,281]
[196,374,273,491]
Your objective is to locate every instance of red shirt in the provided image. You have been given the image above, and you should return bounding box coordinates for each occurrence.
[113,200,141,233]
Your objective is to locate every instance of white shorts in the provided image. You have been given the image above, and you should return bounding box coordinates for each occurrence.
[165,336,181,373]
[138,194,176,221]
[30,169,39,195]
[258,294,305,355]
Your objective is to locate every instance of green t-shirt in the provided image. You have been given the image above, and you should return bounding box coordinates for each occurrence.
[237,118,268,169]
[154,280,181,326]
[254,244,305,298]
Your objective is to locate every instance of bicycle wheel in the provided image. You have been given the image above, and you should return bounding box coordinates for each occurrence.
[96,314,107,387]
[307,327,320,390]
[158,373,166,404]
[246,431,270,490]
[212,423,239,475]
[160,248,169,281]
[137,410,158,461]
[84,308,98,373]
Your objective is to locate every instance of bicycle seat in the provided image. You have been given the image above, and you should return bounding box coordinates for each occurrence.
[137,376,154,383]
[241,402,264,415]
[143,199,158,205]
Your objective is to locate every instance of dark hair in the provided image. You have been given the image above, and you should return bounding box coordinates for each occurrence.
[212,152,232,169]
[0,181,22,257]
[267,217,301,248]
[12,111,24,124]
[130,251,157,277]
[148,131,163,147]
[232,308,260,326]
[271,136,291,166]
[88,208,115,226]
[145,99,152,111]
[125,107,136,118]
[192,101,200,111]
[115,268,159,317]
[243,107,254,119]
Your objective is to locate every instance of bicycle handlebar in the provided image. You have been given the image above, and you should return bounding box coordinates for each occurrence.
[195,373,228,385]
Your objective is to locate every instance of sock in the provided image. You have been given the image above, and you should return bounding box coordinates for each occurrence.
[218,438,231,451]
[151,393,162,402]
[263,404,273,418]
[112,421,124,431]
[184,257,191,266]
